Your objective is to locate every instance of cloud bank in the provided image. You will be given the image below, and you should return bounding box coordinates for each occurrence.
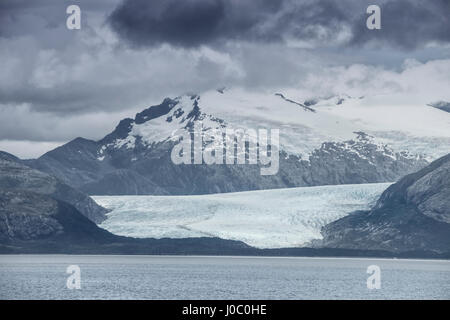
[109,0,450,49]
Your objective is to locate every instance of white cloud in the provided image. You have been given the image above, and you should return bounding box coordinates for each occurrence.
[290,58,450,104]
[0,140,64,159]
[0,103,138,142]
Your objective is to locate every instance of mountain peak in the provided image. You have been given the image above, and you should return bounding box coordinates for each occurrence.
[0,150,20,162]
[428,101,450,113]
[135,97,179,125]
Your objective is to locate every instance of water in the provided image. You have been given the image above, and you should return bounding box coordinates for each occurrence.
[0,255,449,300]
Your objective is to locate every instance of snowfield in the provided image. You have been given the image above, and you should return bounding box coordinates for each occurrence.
[94,183,391,248]
[201,89,450,160]
[103,89,450,162]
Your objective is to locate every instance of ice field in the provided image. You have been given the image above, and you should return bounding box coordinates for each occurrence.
[94,183,391,248]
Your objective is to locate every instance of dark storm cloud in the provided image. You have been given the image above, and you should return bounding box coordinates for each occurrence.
[0,0,120,50]
[351,0,450,49]
[108,0,352,48]
[109,0,228,47]
[108,0,450,49]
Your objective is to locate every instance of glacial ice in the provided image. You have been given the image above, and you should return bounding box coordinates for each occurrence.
[94,183,391,249]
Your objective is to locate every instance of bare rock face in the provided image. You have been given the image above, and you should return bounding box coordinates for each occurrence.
[0,154,108,224]
[403,158,450,223]
[428,101,450,113]
[0,188,117,246]
[0,190,62,241]
[320,153,450,254]
[307,132,427,186]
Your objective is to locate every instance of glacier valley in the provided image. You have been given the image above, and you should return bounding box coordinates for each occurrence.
[94,183,391,248]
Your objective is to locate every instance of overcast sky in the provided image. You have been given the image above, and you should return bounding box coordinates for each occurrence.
[0,0,449,158]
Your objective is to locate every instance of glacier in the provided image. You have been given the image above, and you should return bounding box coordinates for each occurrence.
[94,183,391,249]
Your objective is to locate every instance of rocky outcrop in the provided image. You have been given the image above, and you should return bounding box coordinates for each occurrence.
[320,153,450,254]
[0,151,20,162]
[0,189,112,243]
[0,154,108,223]
[308,132,427,185]
[428,101,450,113]
[0,190,62,241]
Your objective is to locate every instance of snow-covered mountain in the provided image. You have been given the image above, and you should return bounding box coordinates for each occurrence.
[101,89,450,159]
[27,89,450,195]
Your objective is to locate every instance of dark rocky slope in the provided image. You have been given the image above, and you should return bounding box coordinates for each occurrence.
[0,189,110,243]
[320,153,450,253]
[0,152,108,223]
[428,101,450,113]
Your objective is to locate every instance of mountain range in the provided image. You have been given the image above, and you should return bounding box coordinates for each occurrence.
[1,89,449,257]
[1,152,449,257]
[25,90,450,196]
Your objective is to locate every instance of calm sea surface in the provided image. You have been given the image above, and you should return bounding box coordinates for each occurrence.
[0,255,449,300]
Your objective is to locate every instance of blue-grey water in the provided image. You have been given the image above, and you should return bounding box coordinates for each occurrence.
[0,255,449,300]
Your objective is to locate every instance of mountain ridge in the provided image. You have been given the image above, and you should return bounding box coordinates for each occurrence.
[320,153,450,253]
[24,92,436,195]
[0,152,108,223]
